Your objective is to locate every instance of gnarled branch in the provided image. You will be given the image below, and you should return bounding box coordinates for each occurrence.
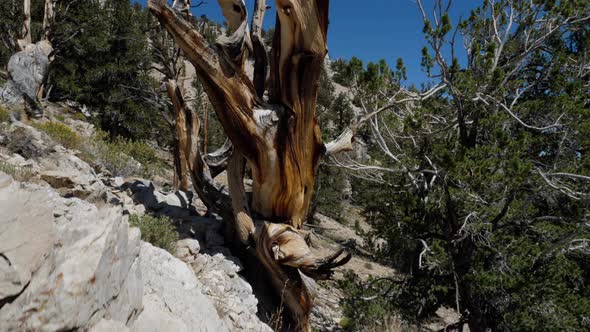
[325,83,447,156]
[216,0,252,68]
[148,0,263,162]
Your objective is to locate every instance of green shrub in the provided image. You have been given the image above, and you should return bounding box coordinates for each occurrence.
[338,271,401,332]
[114,138,161,170]
[128,214,179,253]
[339,317,352,330]
[313,164,348,222]
[33,121,81,150]
[80,130,168,177]
[71,112,87,122]
[81,131,141,177]
[0,161,34,181]
[91,142,141,177]
[0,106,10,123]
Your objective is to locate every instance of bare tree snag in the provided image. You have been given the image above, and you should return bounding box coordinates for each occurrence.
[259,0,329,229]
[218,0,247,31]
[325,83,447,156]
[167,75,232,215]
[18,0,32,50]
[172,0,191,13]
[167,79,190,191]
[216,0,252,68]
[149,0,262,163]
[148,1,349,330]
[42,0,56,41]
[250,0,269,98]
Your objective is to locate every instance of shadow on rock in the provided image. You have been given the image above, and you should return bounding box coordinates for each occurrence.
[122,179,198,219]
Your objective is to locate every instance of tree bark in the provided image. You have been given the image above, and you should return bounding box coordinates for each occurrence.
[148,1,349,330]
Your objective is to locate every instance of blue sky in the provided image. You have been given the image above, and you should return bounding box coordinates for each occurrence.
[137,0,480,84]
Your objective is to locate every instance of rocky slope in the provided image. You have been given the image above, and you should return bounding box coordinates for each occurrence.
[0,95,468,332]
[0,108,273,331]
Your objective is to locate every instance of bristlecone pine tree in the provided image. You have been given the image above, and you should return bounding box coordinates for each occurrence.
[147,0,352,330]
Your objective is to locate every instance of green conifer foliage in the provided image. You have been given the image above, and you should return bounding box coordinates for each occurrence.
[48,0,170,142]
[341,1,590,330]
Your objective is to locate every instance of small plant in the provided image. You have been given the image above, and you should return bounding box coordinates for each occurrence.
[339,317,352,330]
[114,138,162,173]
[33,121,81,150]
[267,294,286,332]
[0,105,10,123]
[80,130,167,177]
[86,139,141,177]
[0,161,34,182]
[71,112,87,122]
[128,214,179,253]
[338,271,400,332]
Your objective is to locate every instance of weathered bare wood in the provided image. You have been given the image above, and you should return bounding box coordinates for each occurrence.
[149,0,263,163]
[216,0,252,68]
[216,20,251,69]
[42,0,56,41]
[203,139,232,178]
[250,0,268,98]
[252,0,329,229]
[166,77,229,213]
[227,152,255,244]
[167,79,190,191]
[218,0,247,31]
[268,0,329,107]
[149,1,349,330]
[324,127,356,156]
[172,0,190,13]
[255,221,351,330]
[18,0,32,50]
[325,83,447,156]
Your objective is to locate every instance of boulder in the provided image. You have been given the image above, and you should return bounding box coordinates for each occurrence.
[0,174,56,299]
[0,173,142,331]
[90,319,131,332]
[0,41,52,115]
[4,122,50,159]
[38,147,107,200]
[131,241,228,332]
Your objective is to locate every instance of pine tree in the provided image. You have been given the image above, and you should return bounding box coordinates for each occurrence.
[48,0,169,142]
[340,1,590,330]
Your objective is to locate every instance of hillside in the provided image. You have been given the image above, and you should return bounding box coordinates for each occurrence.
[0,102,403,331]
[1,0,589,331]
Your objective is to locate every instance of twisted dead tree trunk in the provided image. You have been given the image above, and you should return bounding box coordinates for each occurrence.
[148,1,350,330]
[166,80,191,191]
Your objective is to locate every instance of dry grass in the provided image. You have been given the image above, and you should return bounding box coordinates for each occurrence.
[0,161,34,182]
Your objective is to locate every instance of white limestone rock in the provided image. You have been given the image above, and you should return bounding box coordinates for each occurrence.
[131,241,228,332]
[0,174,142,331]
